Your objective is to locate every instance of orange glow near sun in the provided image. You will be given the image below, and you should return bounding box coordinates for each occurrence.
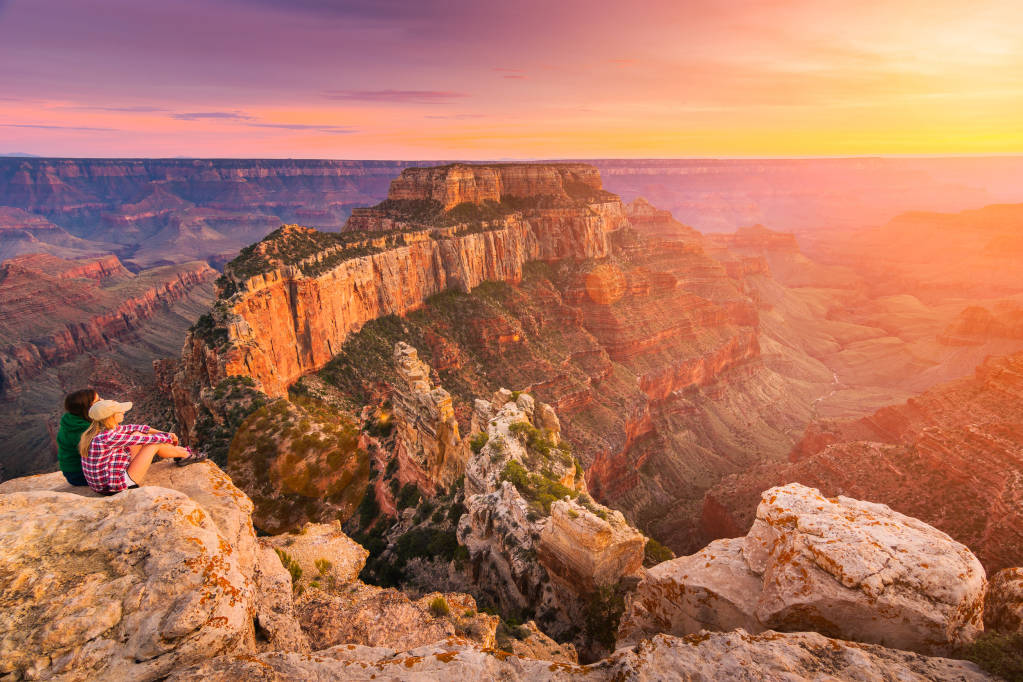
[1,0,1021,157]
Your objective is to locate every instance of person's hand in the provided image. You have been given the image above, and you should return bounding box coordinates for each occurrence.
[169,432,180,445]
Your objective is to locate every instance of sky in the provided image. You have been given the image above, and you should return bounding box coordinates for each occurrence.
[1,0,1022,158]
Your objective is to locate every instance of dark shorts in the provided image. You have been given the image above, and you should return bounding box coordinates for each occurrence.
[62,470,88,487]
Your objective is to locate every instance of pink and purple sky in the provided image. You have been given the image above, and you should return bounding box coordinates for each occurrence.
[2,0,1022,158]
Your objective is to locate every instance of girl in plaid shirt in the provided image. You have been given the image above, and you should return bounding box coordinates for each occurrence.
[79,399,205,494]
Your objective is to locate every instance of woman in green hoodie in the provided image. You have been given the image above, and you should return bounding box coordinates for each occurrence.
[57,388,99,486]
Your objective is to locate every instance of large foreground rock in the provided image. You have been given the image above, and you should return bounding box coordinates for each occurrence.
[168,629,993,681]
[0,487,254,680]
[984,567,1023,635]
[621,483,987,655]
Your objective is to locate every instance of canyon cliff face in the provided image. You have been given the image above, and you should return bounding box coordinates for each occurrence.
[0,253,215,396]
[701,351,1023,573]
[170,164,625,440]
[171,164,828,560]
[385,162,606,210]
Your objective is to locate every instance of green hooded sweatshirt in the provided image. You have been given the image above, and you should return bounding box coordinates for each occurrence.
[57,413,91,475]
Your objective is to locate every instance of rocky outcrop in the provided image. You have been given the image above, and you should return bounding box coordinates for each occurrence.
[392,342,467,490]
[385,162,607,210]
[621,483,987,655]
[294,586,494,652]
[168,630,993,681]
[459,389,644,643]
[702,352,1023,573]
[170,165,627,438]
[0,252,215,395]
[984,567,1023,635]
[265,521,369,585]
[0,460,517,679]
[0,462,258,681]
[0,452,998,681]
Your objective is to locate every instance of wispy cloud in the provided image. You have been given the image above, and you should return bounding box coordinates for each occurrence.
[0,123,116,131]
[424,113,487,120]
[322,89,467,103]
[171,111,253,120]
[247,122,358,134]
[71,105,168,113]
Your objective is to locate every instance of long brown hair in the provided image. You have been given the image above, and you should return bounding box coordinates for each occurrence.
[79,415,118,458]
[64,389,98,419]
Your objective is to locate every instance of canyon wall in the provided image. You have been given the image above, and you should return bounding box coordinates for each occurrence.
[387,163,605,209]
[701,351,1023,573]
[0,253,215,394]
[171,164,627,439]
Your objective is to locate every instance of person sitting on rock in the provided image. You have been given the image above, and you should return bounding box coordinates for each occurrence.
[79,399,207,495]
[56,388,100,486]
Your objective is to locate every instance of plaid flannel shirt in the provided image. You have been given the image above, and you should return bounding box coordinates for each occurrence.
[82,425,174,493]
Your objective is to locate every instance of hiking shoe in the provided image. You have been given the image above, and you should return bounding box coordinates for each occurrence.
[174,449,208,467]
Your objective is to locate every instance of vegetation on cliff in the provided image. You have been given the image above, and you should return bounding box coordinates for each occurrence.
[226,394,369,534]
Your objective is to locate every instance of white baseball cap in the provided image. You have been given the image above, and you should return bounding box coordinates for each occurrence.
[88,399,133,421]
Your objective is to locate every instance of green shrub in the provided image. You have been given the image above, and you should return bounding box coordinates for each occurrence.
[447,500,467,523]
[429,596,451,617]
[397,483,421,510]
[314,558,333,575]
[393,527,460,566]
[469,432,489,454]
[274,548,303,592]
[961,632,1023,680]
[584,583,627,651]
[644,538,675,567]
[500,460,578,515]
[357,487,380,526]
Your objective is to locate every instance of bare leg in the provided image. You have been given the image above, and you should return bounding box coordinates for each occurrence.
[126,443,187,485]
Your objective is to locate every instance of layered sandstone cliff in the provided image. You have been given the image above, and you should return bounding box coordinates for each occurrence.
[170,164,627,441]
[385,162,607,210]
[0,253,215,395]
[391,342,467,490]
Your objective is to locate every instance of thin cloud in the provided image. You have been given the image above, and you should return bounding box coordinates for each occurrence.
[171,111,253,120]
[72,105,168,113]
[322,89,467,103]
[425,114,487,120]
[247,122,358,134]
[0,123,117,131]
[502,75,527,79]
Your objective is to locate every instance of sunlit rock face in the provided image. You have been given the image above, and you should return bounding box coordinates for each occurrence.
[385,162,605,210]
[0,463,258,681]
[620,483,986,656]
[170,164,625,425]
[392,341,467,490]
